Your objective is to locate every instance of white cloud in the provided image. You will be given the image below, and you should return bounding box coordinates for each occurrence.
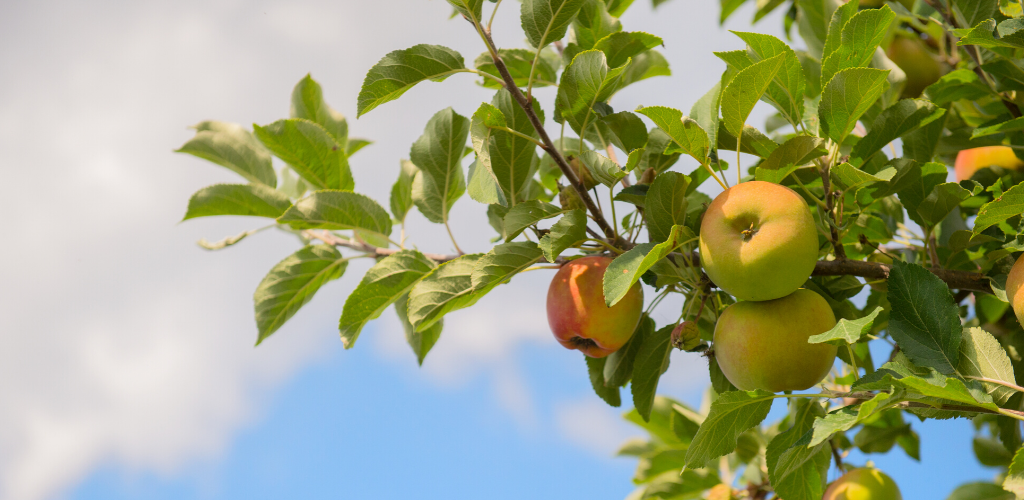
[0,0,787,498]
[555,398,639,457]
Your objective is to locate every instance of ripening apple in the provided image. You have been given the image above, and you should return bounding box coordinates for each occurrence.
[547,256,644,358]
[699,181,819,302]
[954,146,1024,181]
[1006,255,1024,326]
[886,35,943,98]
[713,289,838,392]
[823,467,903,500]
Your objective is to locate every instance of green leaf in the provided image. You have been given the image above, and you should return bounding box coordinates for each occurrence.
[357,45,467,116]
[947,482,1014,500]
[604,314,653,387]
[631,325,674,421]
[391,160,419,222]
[717,123,780,158]
[407,254,485,332]
[448,0,483,20]
[183,184,291,220]
[556,49,631,135]
[755,136,827,183]
[917,182,971,227]
[571,0,621,51]
[766,399,830,500]
[636,106,709,166]
[855,355,996,410]
[1004,446,1024,499]
[973,116,1024,139]
[690,78,724,151]
[489,89,541,206]
[176,121,276,187]
[471,242,544,296]
[346,138,372,157]
[720,0,749,24]
[732,31,806,126]
[474,49,558,88]
[959,326,1018,405]
[290,74,348,147]
[809,306,883,346]
[469,103,506,204]
[596,111,649,153]
[503,200,564,241]
[925,69,993,105]
[818,67,890,144]
[467,159,503,205]
[890,161,947,227]
[521,0,586,49]
[254,245,347,344]
[820,5,895,87]
[721,52,786,139]
[540,210,587,262]
[277,190,393,239]
[886,261,962,375]
[604,226,694,307]
[593,31,663,69]
[959,17,1024,52]
[411,108,471,224]
[974,181,1024,235]
[684,390,775,468]
[850,99,945,166]
[954,0,998,29]
[809,392,898,447]
[637,128,682,174]
[338,250,437,348]
[587,355,621,406]
[618,50,671,88]
[645,172,691,243]
[577,150,627,186]
[253,119,353,191]
[605,0,635,16]
[394,293,443,365]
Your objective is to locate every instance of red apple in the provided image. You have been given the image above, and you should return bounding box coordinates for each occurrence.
[713,289,838,392]
[699,181,819,302]
[823,467,903,500]
[954,146,1024,182]
[547,256,644,358]
[1007,255,1024,326]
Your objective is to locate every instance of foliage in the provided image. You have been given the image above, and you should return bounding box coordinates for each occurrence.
[176,0,1024,497]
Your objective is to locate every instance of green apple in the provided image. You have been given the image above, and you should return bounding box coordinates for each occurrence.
[886,35,943,98]
[1007,255,1024,326]
[713,289,838,392]
[547,256,644,358]
[823,468,903,500]
[699,181,819,302]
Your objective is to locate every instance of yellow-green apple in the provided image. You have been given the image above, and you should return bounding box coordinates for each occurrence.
[955,146,1024,181]
[1006,255,1024,326]
[886,35,943,98]
[699,181,819,302]
[547,256,643,357]
[713,289,838,392]
[567,155,598,190]
[823,468,903,500]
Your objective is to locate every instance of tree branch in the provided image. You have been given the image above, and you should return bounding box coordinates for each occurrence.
[475,27,624,246]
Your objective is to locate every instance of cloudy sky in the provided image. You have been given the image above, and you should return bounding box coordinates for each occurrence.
[0,1,998,499]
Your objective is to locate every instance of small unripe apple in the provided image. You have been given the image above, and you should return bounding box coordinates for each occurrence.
[823,467,903,500]
[547,256,644,358]
[1006,255,1024,326]
[699,181,819,302]
[886,35,943,98]
[567,155,598,190]
[558,185,587,211]
[713,289,838,392]
[638,167,656,185]
[671,320,701,350]
[954,146,1024,182]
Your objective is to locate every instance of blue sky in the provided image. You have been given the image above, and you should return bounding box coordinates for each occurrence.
[0,1,1007,499]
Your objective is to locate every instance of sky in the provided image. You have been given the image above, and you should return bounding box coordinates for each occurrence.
[0,0,1003,499]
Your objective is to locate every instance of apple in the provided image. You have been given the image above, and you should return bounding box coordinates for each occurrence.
[1006,255,1024,326]
[713,289,838,392]
[567,155,598,190]
[823,467,903,500]
[954,146,1024,182]
[547,256,644,358]
[699,181,819,302]
[886,35,943,98]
